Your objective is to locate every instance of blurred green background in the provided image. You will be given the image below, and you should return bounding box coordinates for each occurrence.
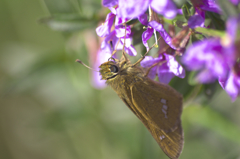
[0,0,240,159]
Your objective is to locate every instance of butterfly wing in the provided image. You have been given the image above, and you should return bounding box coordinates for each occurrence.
[130,78,183,132]
[119,78,183,159]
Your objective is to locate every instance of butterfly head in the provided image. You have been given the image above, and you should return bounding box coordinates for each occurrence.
[99,60,120,80]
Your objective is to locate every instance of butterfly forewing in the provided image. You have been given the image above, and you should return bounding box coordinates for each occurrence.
[128,79,183,159]
[130,79,183,132]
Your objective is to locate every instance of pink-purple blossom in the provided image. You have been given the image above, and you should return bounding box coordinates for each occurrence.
[139,16,176,51]
[102,0,178,19]
[229,0,240,5]
[96,7,137,56]
[91,50,111,89]
[188,0,221,28]
[182,38,232,82]
[182,15,240,101]
[218,16,240,101]
[141,54,185,84]
[94,7,137,88]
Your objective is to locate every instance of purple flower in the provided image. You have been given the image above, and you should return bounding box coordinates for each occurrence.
[182,15,240,101]
[100,29,137,56]
[140,18,176,51]
[141,53,185,84]
[190,0,221,13]
[219,71,240,102]
[96,7,137,56]
[188,0,221,28]
[91,50,112,89]
[117,0,178,19]
[182,38,233,83]
[188,11,205,28]
[96,12,115,37]
[218,16,240,101]
[229,0,240,5]
[102,0,118,7]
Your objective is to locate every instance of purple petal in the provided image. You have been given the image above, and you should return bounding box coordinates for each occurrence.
[148,66,157,79]
[115,13,128,25]
[188,14,205,28]
[102,0,118,7]
[178,9,183,14]
[208,56,228,77]
[141,56,159,67]
[224,72,239,101]
[140,56,161,79]
[166,54,185,78]
[191,0,221,13]
[138,14,148,25]
[226,16,238,43]
[92,70,107,89]
[182,36,236,84]
[150,0,177,19]
[236,75,240,87]
[148,21,176,49]
[96,12,115,37]
[112,36,137,56]
[101,31,116,52]
[124,45,137,56]
[149,21,176,49]
[196,69,216,83]
[182,39,212,70]
[149,21,164,32]
[91,50,112,89]
[141,56,155,67]
[229,0,240,5]
[109,7,117,14]
[199,0,221,13]
[142,27,154,50]
[118,0,150,19]
[157,67,175,84]
[156,54,184,83]
[115,25,131,38]
[159,29,176,49]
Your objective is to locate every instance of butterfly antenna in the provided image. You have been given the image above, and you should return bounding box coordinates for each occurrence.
[75,59,99,72]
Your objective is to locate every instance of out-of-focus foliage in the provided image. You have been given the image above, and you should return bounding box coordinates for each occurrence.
[0,0,240,159]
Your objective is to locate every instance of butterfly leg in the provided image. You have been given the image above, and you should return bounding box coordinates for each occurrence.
[111,38,121,58]
[132,37,161,67]
[121,23,128,62]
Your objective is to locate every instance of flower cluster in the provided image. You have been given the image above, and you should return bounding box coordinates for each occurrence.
[182,16,240,101]
[94,0,240,101]
[188,0,221,28]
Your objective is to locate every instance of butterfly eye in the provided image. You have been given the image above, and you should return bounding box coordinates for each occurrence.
[110,65,118,73]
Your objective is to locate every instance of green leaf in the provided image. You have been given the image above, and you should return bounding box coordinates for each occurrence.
[194,27,225,38]
[43,0,78,15]
[217,0,238,17]
[184,105,240,144]
[173,0,187,7]
[39,14,97,32]
[191,33,205,43]
[205,12,225,30]
[182,1,194,20]
[188,71,198,85]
